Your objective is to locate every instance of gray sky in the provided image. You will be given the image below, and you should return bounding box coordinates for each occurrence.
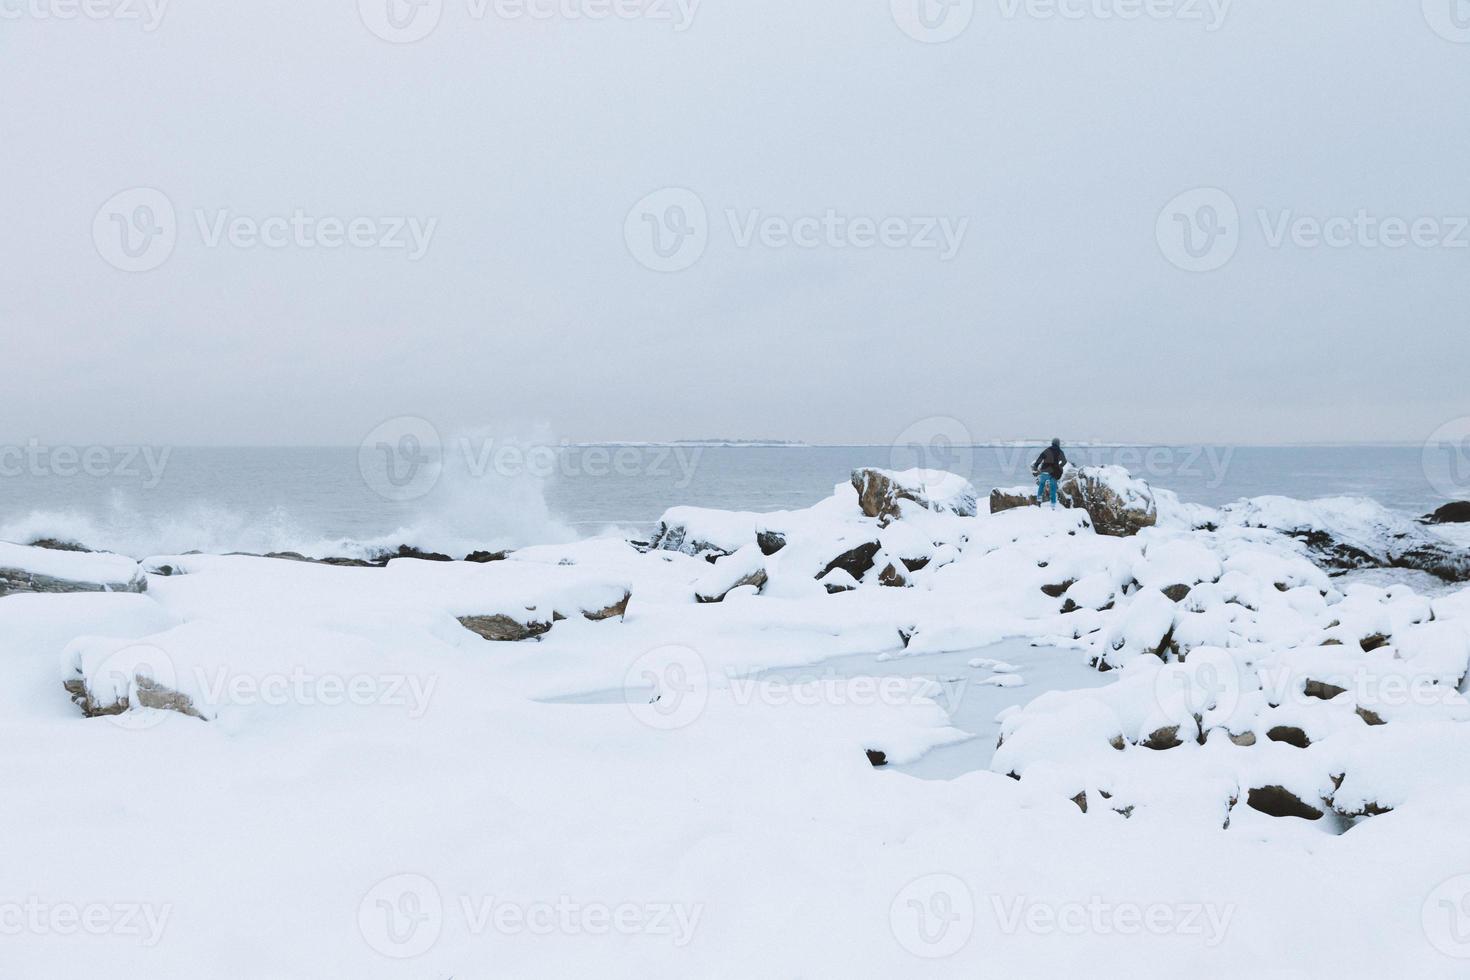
[3,0,1467,447]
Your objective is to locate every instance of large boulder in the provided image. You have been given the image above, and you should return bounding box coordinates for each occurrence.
[989,466,1157,537]
[0,543,147,597]
[1058,466,1157,537]
[850,468,978,524]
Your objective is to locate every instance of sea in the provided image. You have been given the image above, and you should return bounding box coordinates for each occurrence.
[0,442,1462,559]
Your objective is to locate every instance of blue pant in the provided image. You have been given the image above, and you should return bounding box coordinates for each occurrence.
[1037,472,1058,506]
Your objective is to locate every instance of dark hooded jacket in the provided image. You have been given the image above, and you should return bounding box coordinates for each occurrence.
[1033,444,1066,480]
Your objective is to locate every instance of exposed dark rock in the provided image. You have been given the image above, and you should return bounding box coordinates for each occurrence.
[1072,791,1088,813]
[877,562,909,588]
[26,537,92,552]
[583,591,632,621]
[1246,785,1324,820]
[1304,680,1348,700]
[1162,584,1192,602]
[1356,706,1387,726]
[989,488,1036,514]
[1267,726,1311,748]
[696,569,768,604]
[1041,579,1077,599]
[1425,501,1470,524]
[457,614,553,642]
[386,545,454,563]
[1359,633,1390,652]
[900,556,930,573]
[1141,725,1183,750]
[821,541,881,582]
[464,550,510,563]
[755,530,787,556]
[865,749,888,767]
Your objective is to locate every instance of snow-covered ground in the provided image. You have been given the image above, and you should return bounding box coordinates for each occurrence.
[5,466,1470,977]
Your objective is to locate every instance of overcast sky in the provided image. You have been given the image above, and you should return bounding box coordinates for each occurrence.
[4,0,1467,447]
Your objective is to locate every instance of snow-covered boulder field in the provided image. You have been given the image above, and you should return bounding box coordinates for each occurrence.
[6,469,1470,977]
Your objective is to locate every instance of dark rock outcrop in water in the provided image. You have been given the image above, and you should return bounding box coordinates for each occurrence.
[26,538,92,552]
[1425,502,1470,525]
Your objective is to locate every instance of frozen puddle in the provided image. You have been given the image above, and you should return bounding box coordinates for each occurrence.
[544,638,1112,781]
[748,638,1112,780]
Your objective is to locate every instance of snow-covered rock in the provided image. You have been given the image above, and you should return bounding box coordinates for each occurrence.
[850,467,978,524]
[990,466,1157,537]
[694,545,768,603]
[1222,496,1470,582]
[0,542,147,596]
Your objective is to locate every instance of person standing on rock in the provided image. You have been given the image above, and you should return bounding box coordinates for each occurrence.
[1032,438,1067,509]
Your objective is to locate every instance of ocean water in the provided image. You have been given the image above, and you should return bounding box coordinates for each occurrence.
[0,443,1460,559]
